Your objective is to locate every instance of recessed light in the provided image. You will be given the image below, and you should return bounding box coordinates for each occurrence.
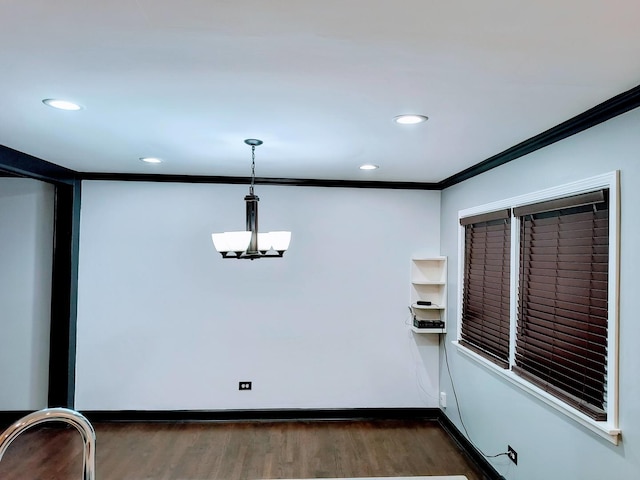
[42,99,83,111]
[394,114,428,125]
[140,157,162,164]
[359,164,379,170]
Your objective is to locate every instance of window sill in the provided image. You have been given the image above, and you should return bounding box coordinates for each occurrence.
[452,341,621,445]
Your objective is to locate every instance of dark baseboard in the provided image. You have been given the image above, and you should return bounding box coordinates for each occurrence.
[438,412,506,480]
[80,407,440,423]
[0,411,31,429]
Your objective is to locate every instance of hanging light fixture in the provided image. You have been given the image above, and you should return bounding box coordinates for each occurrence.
[211,139,291,259]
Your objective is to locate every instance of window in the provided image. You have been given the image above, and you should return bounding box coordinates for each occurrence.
[459,210,511,368]
[514,190,609,421]
[457,172,619,440]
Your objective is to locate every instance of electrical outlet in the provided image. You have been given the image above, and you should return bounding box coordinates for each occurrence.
[239,381,252,390]
[507,445,518,465]
[439,392,447,408]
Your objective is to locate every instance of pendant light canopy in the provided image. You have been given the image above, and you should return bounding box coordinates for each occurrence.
[211,139,291,259]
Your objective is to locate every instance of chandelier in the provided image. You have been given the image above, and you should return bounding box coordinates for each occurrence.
[211,139,291,259]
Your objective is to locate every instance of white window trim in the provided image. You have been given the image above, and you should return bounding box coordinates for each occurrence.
[456,171,620,444]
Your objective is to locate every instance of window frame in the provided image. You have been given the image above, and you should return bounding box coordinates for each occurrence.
[455,171,620,444]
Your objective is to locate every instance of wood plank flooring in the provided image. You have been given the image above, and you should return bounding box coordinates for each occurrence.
[0,419,483,480]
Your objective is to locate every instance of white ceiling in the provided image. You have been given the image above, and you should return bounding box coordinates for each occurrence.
[1,0,639,183]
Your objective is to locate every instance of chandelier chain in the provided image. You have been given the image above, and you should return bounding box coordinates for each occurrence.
[250,145,256,195]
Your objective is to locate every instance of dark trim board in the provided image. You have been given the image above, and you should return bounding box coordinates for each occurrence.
[0,145,77,184]
[0,411,31,430]
[438,413,506,480]
[81,407,441,423]
[47,180,82,408]
[439,83,640,189]
[81,172,440,190]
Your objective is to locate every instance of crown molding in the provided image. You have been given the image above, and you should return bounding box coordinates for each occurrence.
[80,172,439,190]
[0,145,77,184]
[437,83,640,189]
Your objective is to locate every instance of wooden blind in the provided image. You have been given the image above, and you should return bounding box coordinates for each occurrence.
[514,190,609,421]
[460,210,511,368]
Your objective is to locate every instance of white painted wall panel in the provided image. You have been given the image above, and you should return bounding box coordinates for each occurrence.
[75,183,441,410]
[0,178,54,409]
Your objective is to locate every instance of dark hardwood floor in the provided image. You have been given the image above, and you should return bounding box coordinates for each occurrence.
[0,419,483,480]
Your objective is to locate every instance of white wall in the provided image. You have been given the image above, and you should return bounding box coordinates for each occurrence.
[75,182,441,410]
[439,107,640,479]
[0,177,54,410]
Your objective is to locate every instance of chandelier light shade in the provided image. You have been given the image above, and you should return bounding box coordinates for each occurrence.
[211,139,291,259]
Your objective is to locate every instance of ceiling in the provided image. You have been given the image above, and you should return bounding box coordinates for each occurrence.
[1,1,639,183]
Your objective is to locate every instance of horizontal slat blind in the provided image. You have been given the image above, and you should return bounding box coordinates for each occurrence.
[515,190,609,421]
[461,215,511,368]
